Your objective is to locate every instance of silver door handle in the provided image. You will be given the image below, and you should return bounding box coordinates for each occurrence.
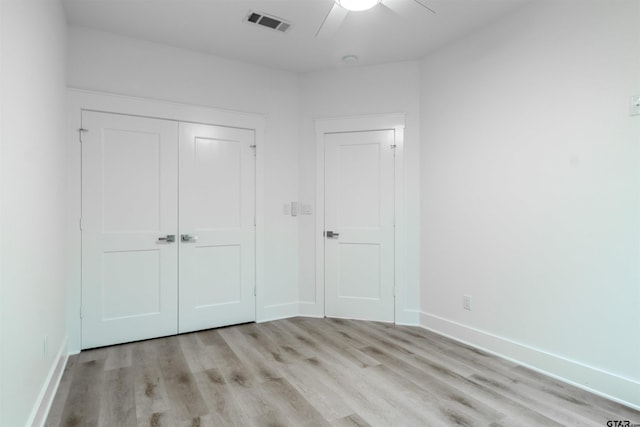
[325,230,339,238]
[158,234,175,243]
[181,234,198,243]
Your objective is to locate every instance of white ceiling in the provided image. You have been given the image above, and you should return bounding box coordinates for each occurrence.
[62,0,530,73]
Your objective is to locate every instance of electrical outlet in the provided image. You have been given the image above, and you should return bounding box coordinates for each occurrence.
[463,295,472,311]
[631,95,640,116]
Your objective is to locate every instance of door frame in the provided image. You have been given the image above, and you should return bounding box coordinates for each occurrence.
[313,114,405,322]
[66,89,266,353]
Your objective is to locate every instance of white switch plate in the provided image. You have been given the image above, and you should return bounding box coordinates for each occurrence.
[631,95,640,116]
[301,204,313,215]
[291,202,298,217]
[463,295,472,310]
[282,203,290,215]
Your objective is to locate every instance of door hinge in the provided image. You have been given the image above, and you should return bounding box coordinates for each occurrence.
[79,306,83,319]
[79,217,83,230]
[78,128,88,143]
[254,216,256,227]
[250,144,256,156]
[254,286,257,296]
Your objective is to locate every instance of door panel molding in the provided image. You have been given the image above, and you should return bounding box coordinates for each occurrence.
[312,114,405,322]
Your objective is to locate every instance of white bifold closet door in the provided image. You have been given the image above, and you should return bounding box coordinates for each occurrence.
[324,130,396,322]
[81,111,255,349]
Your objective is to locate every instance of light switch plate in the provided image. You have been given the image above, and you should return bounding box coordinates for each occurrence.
[463,295,472,310]
[631,95,640,116]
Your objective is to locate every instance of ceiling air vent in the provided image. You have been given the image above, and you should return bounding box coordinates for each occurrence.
[245,11,292,33]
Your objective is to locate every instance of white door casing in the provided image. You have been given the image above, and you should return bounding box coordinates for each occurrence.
[81,111,257,349]
[68,90,266,353]
[178,123,256,333]
[311,114,405,323]
[324,130,396,322]
[81,111,179,349]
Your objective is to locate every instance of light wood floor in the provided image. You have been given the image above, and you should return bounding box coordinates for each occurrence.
[46,318,639,426]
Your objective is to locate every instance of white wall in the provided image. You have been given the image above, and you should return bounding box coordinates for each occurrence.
[66,27,301,347]
[63,0,640,410]
[0,1,68,426]
[298,62,421,323]
[420,0,640,407]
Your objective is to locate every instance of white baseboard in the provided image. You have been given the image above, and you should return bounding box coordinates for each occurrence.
[419,311,640,411]
[27,337,68,427]
[298,300,324,318]
[396,308,420,326]
[296,304,420,324]
[258,302,300,323]
[296,303,420,325]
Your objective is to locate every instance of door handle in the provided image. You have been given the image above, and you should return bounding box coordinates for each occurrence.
[181,234,198,243]
[325,230,339,238]
[158,234,175,243]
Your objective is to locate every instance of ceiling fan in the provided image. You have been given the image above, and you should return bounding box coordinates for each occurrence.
[316,0,436,38]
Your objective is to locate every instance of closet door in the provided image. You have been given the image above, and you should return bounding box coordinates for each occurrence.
[81,111,179,349]
[178,123,256,333]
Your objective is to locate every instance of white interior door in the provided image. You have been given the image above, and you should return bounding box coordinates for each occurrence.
[324,130,396,322]
[81,111,179,349]
[178,123,256,333]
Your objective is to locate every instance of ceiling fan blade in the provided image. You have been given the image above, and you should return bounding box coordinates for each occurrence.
[382,0,436,19]
[316,3,349,39]
[412,0,436,14]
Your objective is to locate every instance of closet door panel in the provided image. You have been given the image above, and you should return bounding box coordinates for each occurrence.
[81,111,179,349]
[178,123,256,333]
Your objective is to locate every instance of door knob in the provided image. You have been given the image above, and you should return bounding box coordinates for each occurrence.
[181,234,198,243]
[158,234,175,243]
[325,230,339,238]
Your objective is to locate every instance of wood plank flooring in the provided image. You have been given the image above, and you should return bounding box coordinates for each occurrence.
[45,318,640,426]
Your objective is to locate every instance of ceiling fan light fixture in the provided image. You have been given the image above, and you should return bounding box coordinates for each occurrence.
[335,0,381,12]
[342,54,359,64]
